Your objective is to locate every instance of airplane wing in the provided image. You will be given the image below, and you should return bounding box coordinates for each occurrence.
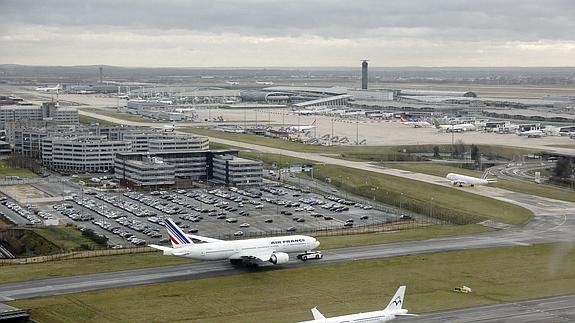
[229,248,273,262]
[148,244,171,252]
[148,244,190,256]
[185,234,222,243]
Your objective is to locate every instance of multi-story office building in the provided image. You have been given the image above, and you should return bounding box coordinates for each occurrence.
[0,140,11,155]
[212,155,263,187]
[0,105,43,126]
[42,135,132,173]
[148,135,209,152]
[12,126,209,173]
[115,157,176,188]
[0,103,78,127]
[114,150,262,188]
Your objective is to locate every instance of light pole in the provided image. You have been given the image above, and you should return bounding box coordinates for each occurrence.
[399,192,404,216]
[331,118,334,141]
[356,113,359,145]
[205,165,209,191]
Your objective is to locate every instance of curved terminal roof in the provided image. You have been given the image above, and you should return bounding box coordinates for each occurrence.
[399,89,477,98]
[262,86,347,96]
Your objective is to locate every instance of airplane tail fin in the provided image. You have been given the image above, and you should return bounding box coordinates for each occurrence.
[385,286,406,311]
[432,118,441,129]
[311,307,325,320]
[163,218,194,248]
[399,116,406,123]
[481,170,498,183]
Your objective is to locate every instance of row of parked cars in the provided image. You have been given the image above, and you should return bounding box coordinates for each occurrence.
[90,219,147,246]
[2,200,43,225]
[53,203,93,222]
[95,193,156,218]
[71,196,161,244]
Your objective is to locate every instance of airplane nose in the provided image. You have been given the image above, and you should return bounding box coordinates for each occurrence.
[314,239,320,248]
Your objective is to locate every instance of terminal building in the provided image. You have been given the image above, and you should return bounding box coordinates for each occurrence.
[114,149,262,188]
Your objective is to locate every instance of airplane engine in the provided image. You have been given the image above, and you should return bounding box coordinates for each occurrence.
[269,252,290,265]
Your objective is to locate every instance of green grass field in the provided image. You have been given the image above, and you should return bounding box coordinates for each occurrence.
[11,243,575,323]
[317,224,491,249]
[0,161,38,178]
[0,253,195,284]
[546,144,575,149]
[30,226,102,250]
[80,109,161,123]
[239,151,316,168]
[382,162,575,203]
[79,115,118,126]
[312,164,532,225]
[0,225,489,284]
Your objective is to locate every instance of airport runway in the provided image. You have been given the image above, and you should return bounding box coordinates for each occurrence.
[1,206,574,301]
[398,294,575,322]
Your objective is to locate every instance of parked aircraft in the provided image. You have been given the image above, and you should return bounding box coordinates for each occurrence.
[299,286,416,322]
[149,218,321,266]
[256,81,274,85]
[433,118,476,132]
[35,84,62,92]
[288,120,317,132]
[446,172,497,187]
[226,81,239,85]
[517,130,544,138]
[399,116,431,128]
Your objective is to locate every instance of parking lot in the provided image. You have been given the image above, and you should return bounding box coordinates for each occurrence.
[1,181,402,249]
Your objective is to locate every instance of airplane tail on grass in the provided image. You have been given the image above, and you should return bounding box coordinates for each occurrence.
[385,286,406,311]
[385,286,418,317]
[311,307,325,320]
[481,170,498,183]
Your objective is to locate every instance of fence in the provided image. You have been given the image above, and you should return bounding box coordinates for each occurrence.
[0,246,154,265]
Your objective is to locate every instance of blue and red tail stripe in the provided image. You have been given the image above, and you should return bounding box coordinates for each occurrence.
[164,218,192,245]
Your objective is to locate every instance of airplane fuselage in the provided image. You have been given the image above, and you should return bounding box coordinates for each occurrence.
[167,235,318,260]
[446,173,489,186]
[299,309,408,323]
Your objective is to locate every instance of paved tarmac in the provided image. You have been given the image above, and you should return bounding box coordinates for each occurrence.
[398,294,575,322]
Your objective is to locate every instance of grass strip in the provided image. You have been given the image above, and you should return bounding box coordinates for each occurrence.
[11,243,575,323]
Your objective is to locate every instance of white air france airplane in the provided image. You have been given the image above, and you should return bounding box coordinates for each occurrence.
[446,172,497,187]
[149,218,321,266]
[299,286,416,323]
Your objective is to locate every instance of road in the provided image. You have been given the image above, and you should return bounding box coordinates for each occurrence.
[398,294,575,322]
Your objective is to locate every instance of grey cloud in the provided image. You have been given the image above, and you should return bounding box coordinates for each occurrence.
[1,0,575,41]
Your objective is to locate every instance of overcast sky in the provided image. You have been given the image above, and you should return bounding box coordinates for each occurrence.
[1,0,574,67]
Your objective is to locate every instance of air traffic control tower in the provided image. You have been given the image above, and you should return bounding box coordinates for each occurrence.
[361,60,368,89]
